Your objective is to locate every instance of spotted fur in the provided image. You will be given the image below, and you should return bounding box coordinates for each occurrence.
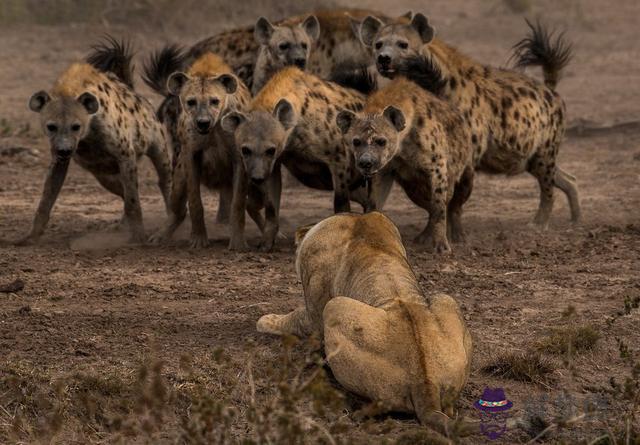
[147,53,262,251]
[19,38,172,245]
[362,14,581,228]
[221,67,395,250]
[337,78,474,253]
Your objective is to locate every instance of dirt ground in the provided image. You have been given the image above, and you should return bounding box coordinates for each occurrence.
[0,0,639,443]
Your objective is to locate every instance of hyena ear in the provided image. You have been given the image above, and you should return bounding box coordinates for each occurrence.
[295,223,316,246]
[336,109,356,134]
[360,15,384,47]
[273,98,297,130]
[383,105,406,132]
[217,74,238,94]
[29,90,51,113]
[78,92,99,115]
[301,15,320,41]
[349,17,362,39]
[255,17,275,45]
[167,72,189,96]
[411,13,436,44]
[221,111,246,133]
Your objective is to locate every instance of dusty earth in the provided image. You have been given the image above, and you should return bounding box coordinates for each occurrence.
[0,0,639,443]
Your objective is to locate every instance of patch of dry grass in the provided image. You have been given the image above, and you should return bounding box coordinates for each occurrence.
[536,324,601,355]
[480,351,556,383]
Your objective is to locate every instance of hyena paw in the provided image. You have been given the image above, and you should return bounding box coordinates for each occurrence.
[190,234,210,249]
[227,237,248,252]
[14,235,38,247]
[148,231,169,245]
[128,231,147,245]
[415,232,451,254]
[450,228,466,244]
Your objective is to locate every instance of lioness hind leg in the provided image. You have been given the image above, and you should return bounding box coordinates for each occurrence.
[323,297,410,406]
[256,307,313,337]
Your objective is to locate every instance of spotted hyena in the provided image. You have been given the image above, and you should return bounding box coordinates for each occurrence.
[221,67,394,251]
[18,37,172,245]
[336,77,475,253]
[185,9,404,90]
[145,52,267,251]
[359,14,580,228]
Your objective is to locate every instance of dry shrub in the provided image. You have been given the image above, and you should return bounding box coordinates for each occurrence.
[536,324,601,355]
[503,0,531,13]
[481,351,556,383]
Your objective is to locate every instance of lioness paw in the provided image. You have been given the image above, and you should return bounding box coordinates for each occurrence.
[256,314,284,335]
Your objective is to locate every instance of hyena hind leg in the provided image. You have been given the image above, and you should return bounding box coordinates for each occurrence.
[147,143,173,216]
[554,167,581,223]
[95,173,128,229]
[447,167,474,243]
[527,154,556,229]
[256,307,313,338]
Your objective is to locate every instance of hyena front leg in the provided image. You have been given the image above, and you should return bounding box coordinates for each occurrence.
[415,157,450,253]
[215,187,232,224]
[331,162,351,213]
[148,152,187,244]
[16,158,71,245]
[227,160,248,251]
[254,172,282,252]
[186,149,208,248]
[118,154,146,244]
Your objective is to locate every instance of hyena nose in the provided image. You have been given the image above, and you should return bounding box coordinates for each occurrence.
[196,119,211,132]
[250,176,266,185]
[294,58,306,69]
[377,54,391,67]
[357,154,376,172]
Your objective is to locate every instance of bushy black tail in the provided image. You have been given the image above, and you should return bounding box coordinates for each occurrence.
[329,63,378,95]
[142,44,186,96]
[87,35,135,89]
[511,19,573,90]
[395,55,448,97]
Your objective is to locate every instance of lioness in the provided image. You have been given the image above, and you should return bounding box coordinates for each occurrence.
[257,212,472,428]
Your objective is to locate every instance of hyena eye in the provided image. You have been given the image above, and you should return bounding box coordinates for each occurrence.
[186,98,197,108]
[265,147,276,156]
[375,138,387,147]
[397,41,409,50]
[241,146,252,156]
[301,43,308,50]
[352,138,362,147]
[71,123,81,132]
[375,41,383,50]
[46,123,58,133]
[279,42,290,51]
[209,98,220,107]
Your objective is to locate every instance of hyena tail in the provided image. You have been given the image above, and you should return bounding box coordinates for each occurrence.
[329,62,378,94]
[395,55,448,97]
[511,19,573,90]
[87,35,135,89]
[142,44,186,96]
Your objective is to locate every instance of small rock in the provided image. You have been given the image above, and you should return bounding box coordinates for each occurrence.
[0,279,25,293]
[18,305,31,315]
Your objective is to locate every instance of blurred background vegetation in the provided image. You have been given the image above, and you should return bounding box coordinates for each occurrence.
[0,0,337,30]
